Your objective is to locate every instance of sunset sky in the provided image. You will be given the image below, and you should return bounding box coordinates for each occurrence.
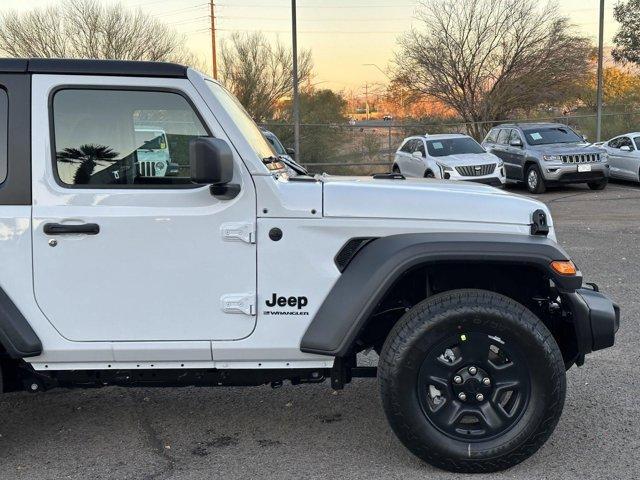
[5,0,620,92]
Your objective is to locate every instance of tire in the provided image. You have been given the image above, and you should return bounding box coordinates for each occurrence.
[587,178,608,190]
[424,170,435,178]
[525,164,546,193]
[392,164,401,174]
[378,289,566,473]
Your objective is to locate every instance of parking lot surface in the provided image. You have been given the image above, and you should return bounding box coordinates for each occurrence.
[0,181,639,480]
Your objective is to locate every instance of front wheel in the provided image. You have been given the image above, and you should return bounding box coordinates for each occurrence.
[525,164,546,193]
[587,178,608,190]
[378,289,566,473]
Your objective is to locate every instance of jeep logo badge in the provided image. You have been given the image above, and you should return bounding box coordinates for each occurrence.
[266,293,308,310]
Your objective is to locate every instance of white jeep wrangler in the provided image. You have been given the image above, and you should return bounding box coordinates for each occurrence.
[0,58,619,473]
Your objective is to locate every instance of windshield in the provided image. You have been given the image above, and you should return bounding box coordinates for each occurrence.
[263,131,286,155]
[426,137,485,157]
[205,80,276,160]
[523,126,583,145]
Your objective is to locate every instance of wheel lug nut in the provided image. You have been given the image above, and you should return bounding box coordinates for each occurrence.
[458,392,467,401]
[453,375,463,384]
[468,366,477,375]
[476,393,484,402]
[482,377,491,386]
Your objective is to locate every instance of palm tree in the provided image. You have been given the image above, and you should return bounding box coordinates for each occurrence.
[56,144,119,184]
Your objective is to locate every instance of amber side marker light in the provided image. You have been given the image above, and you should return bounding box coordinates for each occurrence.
[550,260,577,275]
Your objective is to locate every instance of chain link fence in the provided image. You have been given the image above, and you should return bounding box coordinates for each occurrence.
[262,110,640,176]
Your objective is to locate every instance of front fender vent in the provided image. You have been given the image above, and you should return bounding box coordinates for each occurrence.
[334,237,377,272]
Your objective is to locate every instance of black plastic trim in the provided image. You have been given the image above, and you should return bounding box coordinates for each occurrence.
[1,58,187,78]
[44,223,100,235]
[0,74,31,205]
[0,287,42,358]
[301,233,581,356]
[562,288,619,354]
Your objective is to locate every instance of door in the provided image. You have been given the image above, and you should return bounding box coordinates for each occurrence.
[616,136,638,179]
[31,76,257,343]
[506,129,526,177]
[493,129,519,179]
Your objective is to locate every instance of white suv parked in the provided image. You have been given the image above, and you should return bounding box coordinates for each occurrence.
[393,134,505,186]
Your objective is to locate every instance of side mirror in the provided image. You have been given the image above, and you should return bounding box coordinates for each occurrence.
[509,139,523,147]
[189,137,237,198]
[412,150,424,158]
[285,147,296,157]
[621,145,632,152]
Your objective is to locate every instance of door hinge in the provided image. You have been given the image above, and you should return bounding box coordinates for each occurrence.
[221,222,255,244]
[221,293,256,316]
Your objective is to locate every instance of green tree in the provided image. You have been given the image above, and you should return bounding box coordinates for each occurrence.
[268,89,348,166]
[612,0,640,65]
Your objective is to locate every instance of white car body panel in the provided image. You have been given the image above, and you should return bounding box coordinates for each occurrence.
[323,176,549,227]
[0,70,555,371]
[30,75,258,358]
[602,133,640,182]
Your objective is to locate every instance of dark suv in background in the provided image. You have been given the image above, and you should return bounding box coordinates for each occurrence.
[482,123,609,193]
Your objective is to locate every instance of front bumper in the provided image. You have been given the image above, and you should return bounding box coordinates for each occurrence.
[541,162,610,183]
[443,165,506,186]
[562,285,620,355]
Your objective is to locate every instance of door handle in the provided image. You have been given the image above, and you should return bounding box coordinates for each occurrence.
[43,223,100,235]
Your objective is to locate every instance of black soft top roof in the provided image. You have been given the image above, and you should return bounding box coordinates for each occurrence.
[0,58,188,78]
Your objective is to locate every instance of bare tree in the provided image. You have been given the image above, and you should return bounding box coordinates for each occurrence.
[393,0,592,138]
[0,0,203,67]
[219,32,313,121]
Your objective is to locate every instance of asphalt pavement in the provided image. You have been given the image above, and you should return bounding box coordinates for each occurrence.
[0,181,638,480]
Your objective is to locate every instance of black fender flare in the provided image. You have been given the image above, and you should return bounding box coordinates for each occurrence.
[300,233,581,357]
[0,287,42,358]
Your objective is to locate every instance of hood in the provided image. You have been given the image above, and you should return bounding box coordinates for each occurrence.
[435,152,499,166]
[322,176,551,227]
[528,142,605,154]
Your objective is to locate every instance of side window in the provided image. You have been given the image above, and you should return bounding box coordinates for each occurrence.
[509,129,523,144]
[485,128,499,143]
[400,139,413,153]
[416,140,426,156]
[497,129,511,145]
[52,89,209,187]
[0,89,6,184]
[635,137,640,150]
[620,136,634,150]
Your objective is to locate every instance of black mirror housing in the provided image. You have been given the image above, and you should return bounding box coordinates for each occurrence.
[189,137,234,185]
[285,147,296,157]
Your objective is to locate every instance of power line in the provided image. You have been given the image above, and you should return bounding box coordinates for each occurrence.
[216,15,408,21]
[217,2,418,8]
[216,28,405,34]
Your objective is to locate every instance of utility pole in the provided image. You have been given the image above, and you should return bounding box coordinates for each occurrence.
[596,0,605,142]
[291,0,300,160]
[210,0,217,79]
[364,83,370,120]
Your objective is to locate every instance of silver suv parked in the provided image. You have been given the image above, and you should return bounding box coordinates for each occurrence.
[482,123,610,193]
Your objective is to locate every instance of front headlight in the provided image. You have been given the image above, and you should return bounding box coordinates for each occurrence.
[600,152,609,162]
[543,155,561,162]
[436,162,453,172]
[496,159,504,168]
